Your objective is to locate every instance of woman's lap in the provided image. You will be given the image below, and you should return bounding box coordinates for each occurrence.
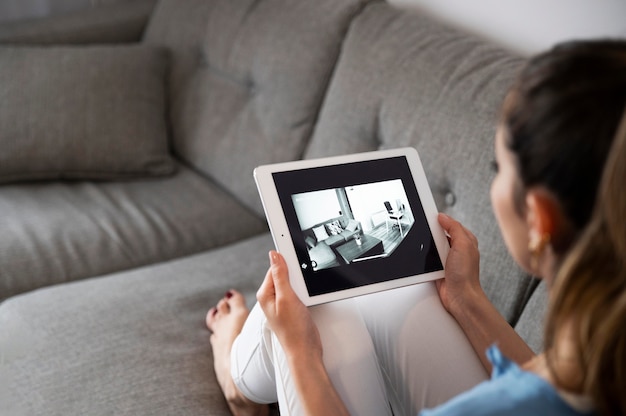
[354,282,488,415]
[230,282,488,416]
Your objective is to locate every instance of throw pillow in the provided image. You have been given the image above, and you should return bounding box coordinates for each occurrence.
[326,220,343,235]
[0,44,176,183]
[312,225,329,242]
[345,219,359,232]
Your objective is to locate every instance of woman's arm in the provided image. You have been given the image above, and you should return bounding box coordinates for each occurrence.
[257,251,351,416]
[437,213,535,370]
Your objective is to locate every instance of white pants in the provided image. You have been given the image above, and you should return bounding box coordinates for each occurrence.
[230,282,488,416]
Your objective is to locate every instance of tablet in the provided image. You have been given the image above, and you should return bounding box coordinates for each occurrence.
[254,147,448,306]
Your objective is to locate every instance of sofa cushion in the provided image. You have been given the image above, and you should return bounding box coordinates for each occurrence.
[326,219,343,235]
[0,0,157,45]
[312,224,330,242]
[0,44,175,183]
[143,0,373,217]
[0,165,267,301]
[345,219,359,232]
[0,233,275,416]
[514,280,548,353]
[305,3,533,324]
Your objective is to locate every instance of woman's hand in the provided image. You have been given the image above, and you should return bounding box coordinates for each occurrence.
[257,251,351,416]
[436,213,535,369]
[257,251,323,360]
[436,213,485,317]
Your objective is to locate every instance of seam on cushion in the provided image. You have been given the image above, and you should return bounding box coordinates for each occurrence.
[509,276,541,327]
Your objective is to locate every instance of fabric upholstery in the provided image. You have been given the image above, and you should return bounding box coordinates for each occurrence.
[0,233,275,416]
[0,165,267,301]
[0,0,156,45]
[144,0,373,216]
[514,280,548,353]
[0,44,176,183]
[306,3,531,323]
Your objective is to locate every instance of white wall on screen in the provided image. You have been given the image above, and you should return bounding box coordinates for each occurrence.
[345,180,410,232]
[292,189,341,230]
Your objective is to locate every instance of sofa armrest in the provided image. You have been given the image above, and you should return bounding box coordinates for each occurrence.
[0,0,157,45]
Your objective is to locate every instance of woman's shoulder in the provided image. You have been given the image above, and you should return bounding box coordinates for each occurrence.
[419,346,594,416]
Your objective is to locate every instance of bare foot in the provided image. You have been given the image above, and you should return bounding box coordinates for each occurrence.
[206,290,269,416]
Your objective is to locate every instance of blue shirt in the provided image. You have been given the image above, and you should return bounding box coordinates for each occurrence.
[420,346,595,416]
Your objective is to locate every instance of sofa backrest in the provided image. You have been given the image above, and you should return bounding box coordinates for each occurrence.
[143,0,373,217]
[306,3,539,327]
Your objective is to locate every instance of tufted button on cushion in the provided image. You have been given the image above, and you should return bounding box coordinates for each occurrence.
[144,0,371,217]
[444,191,456,206]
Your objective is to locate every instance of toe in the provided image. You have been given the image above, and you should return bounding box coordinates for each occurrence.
[226,290,247,310]
[217,298,230,314]
[206,306,218,330]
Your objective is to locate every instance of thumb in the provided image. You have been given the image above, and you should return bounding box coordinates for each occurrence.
[268,250,292,294]
[438,212,454,231]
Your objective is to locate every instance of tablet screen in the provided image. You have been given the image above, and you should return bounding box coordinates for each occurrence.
[272,156,443,297]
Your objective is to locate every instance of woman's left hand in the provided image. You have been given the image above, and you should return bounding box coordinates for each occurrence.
[257,251,323,361]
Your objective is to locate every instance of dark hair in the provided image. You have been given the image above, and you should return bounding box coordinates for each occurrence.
[502,40,626,247]
[502,40,626,415]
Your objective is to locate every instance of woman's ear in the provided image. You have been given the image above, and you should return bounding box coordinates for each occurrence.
[525,188,569,250]
[525,189,564,274]
[526,188,559,238]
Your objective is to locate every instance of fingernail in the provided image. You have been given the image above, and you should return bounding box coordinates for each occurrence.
[225,290,233,299]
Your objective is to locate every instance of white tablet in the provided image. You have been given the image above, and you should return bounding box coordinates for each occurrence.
[254,147,448,306]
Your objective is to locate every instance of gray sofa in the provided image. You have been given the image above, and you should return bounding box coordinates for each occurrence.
[0,0,548,414]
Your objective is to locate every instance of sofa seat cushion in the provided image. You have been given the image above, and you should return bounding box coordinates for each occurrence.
[0,233,275,416]
[0,44,176,183]
[305,3,534,325]
[325,233,346,248]
[340,227,360,242]
[0,165,267,301]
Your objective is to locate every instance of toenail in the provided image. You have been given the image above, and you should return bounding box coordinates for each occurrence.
[225,290,233,299]
[211,307,218,316]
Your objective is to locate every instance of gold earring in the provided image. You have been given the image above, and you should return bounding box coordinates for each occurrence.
[529,232,551,272]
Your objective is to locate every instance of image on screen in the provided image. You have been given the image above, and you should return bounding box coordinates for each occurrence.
[292,179,415,271]
[272,157,443,297]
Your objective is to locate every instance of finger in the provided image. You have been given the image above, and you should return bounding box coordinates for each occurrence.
[438,212,454,228]
[438,212,462,239]
[439,213,477,247]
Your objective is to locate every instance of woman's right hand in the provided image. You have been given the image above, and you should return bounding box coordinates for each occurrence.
[257,251,323,361]
[436,213,486,317]
[258,251,351,416]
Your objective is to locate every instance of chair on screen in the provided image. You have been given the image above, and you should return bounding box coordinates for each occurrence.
[384,200,405,237]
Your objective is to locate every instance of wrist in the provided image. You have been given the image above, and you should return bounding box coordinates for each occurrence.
[448,286,491,326]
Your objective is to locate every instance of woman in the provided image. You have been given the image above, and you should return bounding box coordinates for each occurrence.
[208,40,626,415]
